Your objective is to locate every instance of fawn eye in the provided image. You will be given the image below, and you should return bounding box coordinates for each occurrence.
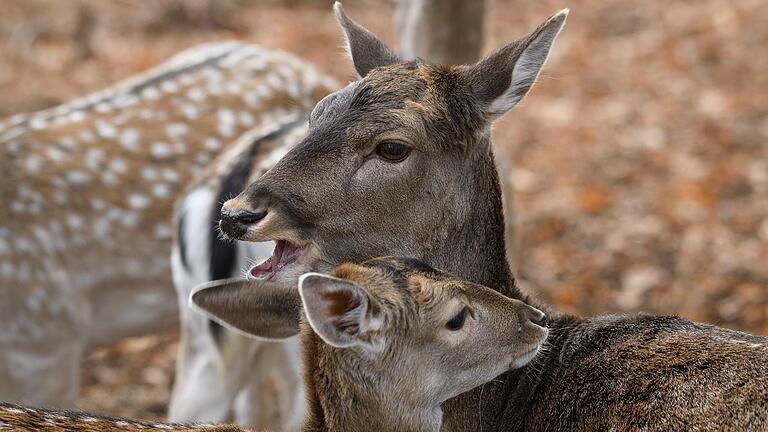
[446,306,470,331]
[375,141,411,162]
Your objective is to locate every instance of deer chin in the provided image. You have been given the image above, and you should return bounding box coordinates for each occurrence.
[509,337,547,370]
[247,240,312,282]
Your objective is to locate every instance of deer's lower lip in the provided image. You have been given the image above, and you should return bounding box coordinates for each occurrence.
[510,345,542,369]
[249,240,308,280]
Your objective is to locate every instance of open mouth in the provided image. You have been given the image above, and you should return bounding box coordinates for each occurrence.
[248,240,308,280]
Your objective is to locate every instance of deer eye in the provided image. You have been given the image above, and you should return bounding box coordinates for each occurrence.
[375,141,411,162]
[445,306,470,331]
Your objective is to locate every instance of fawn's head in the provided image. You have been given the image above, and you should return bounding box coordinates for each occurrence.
[191,257,548,416]
[218,3,568,286]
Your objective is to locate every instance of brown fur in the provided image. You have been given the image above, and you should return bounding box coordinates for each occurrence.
[214,6,768,431]
[0,402,246,431]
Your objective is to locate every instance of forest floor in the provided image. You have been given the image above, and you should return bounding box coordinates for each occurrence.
[1,0,766,421]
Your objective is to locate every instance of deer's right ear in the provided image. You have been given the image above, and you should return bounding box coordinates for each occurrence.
[190,279,301,340]
[334,2,401,77]
[299,273,383,349]
[462,9,568,120]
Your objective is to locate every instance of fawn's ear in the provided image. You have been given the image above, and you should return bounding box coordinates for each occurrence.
[463,9,568,119]
[299,272,384,349]
[190,279,301,340]
[334,2,401,77]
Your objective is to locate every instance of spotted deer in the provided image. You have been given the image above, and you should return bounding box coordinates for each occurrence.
[0,257,550,432]
[216,4,768,431]
[0,41,336,409]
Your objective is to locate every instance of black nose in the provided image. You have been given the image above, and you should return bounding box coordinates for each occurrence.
[530,309,547,328]
[219,209,267,239]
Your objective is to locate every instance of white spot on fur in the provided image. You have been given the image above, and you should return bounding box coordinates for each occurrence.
[187,88,205,102]
[25,156,42,174]
[91,198,106,211]
[68,110,86,123]
[181,104,200,120]
[60,137,77,149]
[204,137,221,152]
[102,172,119,186]
[121,212,141,228]
[152,183,172,199]
[155,224,172,239]
[108,158,128,174]
[95,102,111,113]
[30,116,48,130]
[79,130,96,143]
[141,86,162,100]
[67,215,84,230]
[161,80,180,93]
[85,148,105,171]
[162,168,181,183]
[95,120,118,139]
[239,111,255,127]
[119,128,140,150]
[217,109,236,137]
[66,170,91,185]
[93,218,110,238]
[54,191,67,204]
[166,123,189,141]
[46,147,66,162]
[151,142,172,159]
[142,167,159,180]
[128,194,151,210]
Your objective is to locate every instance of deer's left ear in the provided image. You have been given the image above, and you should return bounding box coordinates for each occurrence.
[463,9,569,119]
[334,2,401,77]
[190,279,301,340]
[299,272,384,349]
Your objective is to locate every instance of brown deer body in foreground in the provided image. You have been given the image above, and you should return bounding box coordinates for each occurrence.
[0,257,549,432]
[216,4,768,431]
[0,41,335,408]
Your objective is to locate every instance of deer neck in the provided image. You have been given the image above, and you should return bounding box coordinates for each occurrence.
[300,328,443,432]
[432,138,517,298]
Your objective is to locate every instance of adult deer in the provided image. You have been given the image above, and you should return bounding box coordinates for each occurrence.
[217,4,768,431]
[0,257,550,432]
[0,41,335,408]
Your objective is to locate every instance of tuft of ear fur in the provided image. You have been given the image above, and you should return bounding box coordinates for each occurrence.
[190,279,301,340]
[333,2,401,77]
[299,272,383,348]
[464,9,569,119]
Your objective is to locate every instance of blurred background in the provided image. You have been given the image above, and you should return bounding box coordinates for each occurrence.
[1,0,766,420]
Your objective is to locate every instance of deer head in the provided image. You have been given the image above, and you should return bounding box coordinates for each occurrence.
[218,3,567,295]
[191,257,548,431]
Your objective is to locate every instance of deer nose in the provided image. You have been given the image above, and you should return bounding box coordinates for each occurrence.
[528,308,547,328]
[219,208,267,239]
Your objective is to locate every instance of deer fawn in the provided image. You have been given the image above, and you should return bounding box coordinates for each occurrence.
[0,40,335,409]
[216,3,768,431]
[0,257,549,432]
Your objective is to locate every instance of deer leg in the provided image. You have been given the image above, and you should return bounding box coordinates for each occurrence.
[0,338,83,408]
[232,338,304,431]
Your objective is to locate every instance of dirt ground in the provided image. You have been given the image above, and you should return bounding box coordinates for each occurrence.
[1,0,766,421]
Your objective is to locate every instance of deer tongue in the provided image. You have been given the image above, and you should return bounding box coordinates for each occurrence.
[249,240,305,280]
